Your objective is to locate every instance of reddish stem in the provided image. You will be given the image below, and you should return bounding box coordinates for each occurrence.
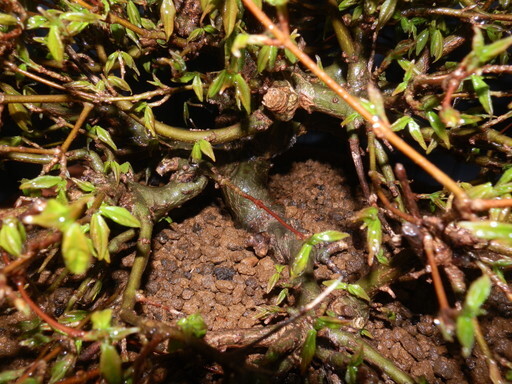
[15,277,86,338]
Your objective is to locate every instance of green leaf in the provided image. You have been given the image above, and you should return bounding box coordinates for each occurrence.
[231,33,250,58]
[160,0,176,41]
[27,15,49,29]
[62,222,91,274]
[347,284,371,302]
[266,264,285,293]
[376,0,397,31]
[92,309,113,330]
[284,47,297,64]
[207,70,228,98]
[338,0,358,11]
[66,21,89,36]
[472,26,484,54]
[191,141,202,162]
[99,205,141,228]
[341,113,359,127]
[415,29,429,56]
[466,182,496,200]
[20,175,64,190]
[456,314,474,358]
[108,76,132,93]
[177,313,207,338]
[267,272,280,294]
[0,218,25,257]
[0,369,24,384]
[93,125,118,150]
[0,13,18,26]
[439,106,461,129]
[478,34,512,64]
[275,288,288,305]
[100,343,122,384]
[192,74,203,101]
[91,213,110,262]
[313,316,347,330]
[366,217,382,263]
[300,329,317,374]
[391,81,407,96]
[308,230,349,245]
[60,11,101,23]
[465,275,491,315]
[458,221,512,245]
[0,83,32,132]
[104,160,121,183]
[497,167,512,186]
[233,74,251,113]
[390,116,412,132]
[470,74,493,115]
[47,25,64,64]
[265,0,287,5]
[223,0,238,37]
[144,105,156,136]
[430,28,444,62]
[426,110,450,148]
[291,243,312,279]
[126,0,141,27]
[257,45,278,73]
[24,199,86,231]
[198,139,216,161]
[49,354,76,384]
[120,51,140,75]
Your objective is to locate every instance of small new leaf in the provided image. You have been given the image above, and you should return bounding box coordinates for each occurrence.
[430,29,444,62]
[91,309,112,330]
[426,110,450,148]
[470,74,493,115]
[233,74,251,114]
[192,74,203,101]
[47,25,64,64]
[177,314,207,338]
[376,0,397,31]
[100,343,122,384]
[126,0,141,27]
[456,314,474,358]
[223,0,238,37]
[207,70,228,99]
[300,329,317,374]
[99,205,141,228]
[465,275,491,316]
[458,221,512,245]
[20,175,63,190]
[415,29,429,56]
[308,230,349,245]
[160,0,176,41]
[407,119,428,150]
[191,142,202,162]
[93,125,118,151]
[62,222,91,274]
[291,243,312,279]
[91,213,110,262]
[198,139,216,161]
[0,218,25,257]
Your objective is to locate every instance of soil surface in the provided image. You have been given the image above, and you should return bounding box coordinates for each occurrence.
[135,151,510,383]
[1,150,511,383]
